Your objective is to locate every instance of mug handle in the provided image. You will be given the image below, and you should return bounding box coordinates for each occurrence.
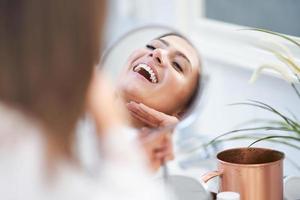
[201,170,223,183]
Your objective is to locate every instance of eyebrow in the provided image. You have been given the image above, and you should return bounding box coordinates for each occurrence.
[157,38,191,65]
[157,38,169,46]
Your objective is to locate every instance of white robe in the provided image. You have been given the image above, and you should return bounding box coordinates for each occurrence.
[0,102,168,200]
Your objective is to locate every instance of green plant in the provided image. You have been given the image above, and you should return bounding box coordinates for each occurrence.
[208,28,300,152]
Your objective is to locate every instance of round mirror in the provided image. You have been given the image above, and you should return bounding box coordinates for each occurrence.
[99,25,203,132]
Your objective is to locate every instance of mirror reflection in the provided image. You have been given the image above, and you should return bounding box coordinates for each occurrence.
[101,27,201,130]
[99,26,202,171]
[116,33,201,128]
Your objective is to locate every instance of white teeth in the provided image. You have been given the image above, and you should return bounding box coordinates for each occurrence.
[134,63,158,83]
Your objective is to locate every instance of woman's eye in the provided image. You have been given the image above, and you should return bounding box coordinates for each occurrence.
[146,44,156,50]
[172,62,183,73]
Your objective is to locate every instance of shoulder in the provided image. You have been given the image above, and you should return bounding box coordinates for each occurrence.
[0,102,44,151]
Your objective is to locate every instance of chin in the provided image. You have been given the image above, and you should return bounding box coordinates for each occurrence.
[118,83,146,104]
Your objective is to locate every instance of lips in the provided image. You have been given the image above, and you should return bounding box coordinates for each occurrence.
[133,63,158,83]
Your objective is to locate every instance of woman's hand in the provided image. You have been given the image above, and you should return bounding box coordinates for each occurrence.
[139,128,174,171]
[126,101,178,170]
[126,101,179,128]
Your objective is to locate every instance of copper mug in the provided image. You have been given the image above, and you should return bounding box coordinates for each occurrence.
[202,147,284,200]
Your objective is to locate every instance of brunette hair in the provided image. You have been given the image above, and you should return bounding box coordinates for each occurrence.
[0,0,106,160]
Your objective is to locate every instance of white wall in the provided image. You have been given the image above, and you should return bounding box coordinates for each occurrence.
[186,58,300,175]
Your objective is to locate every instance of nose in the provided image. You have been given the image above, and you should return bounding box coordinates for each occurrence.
[149,49,163,65]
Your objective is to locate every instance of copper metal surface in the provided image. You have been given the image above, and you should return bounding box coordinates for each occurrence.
[202,147,284,200]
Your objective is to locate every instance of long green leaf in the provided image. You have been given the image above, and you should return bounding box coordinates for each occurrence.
[268,49,300,74]
[295,73,300,82]
[234,119,299,135]
[249,64,295,83]
[292,83,300,99]
[233,118,285,128]
[219,135,300,150]
[186,134,300,153]
[248,135,300,147]
[231,100,300,130]
[241,28,300,48]
[249,100,300,129]
[254,39,300,74]
[208,126,292,146]
[230,102,295,127]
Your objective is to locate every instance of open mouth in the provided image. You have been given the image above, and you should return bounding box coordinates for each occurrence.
[133,63,158,83]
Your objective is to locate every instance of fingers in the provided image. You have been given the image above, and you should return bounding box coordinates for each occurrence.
[127,102,161,127]
[137,103,165,120]
[138,103,178,127]
[126,101,179,128]
[148,145,174,171]
[154,146,174,161]
[129,110,158,128]
[153,136,174,161]
[139,130,174,171]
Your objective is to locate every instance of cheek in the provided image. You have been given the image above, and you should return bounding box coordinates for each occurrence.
[156,71,189,111]
[163,70,185,91]
[127,49,148,68]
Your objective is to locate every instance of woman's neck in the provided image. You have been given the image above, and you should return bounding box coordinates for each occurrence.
[115,94,147,129]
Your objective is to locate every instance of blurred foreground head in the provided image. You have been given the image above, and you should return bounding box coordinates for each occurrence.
[0,0,106,159]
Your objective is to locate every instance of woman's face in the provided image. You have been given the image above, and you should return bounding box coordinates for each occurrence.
[117,35,200,116]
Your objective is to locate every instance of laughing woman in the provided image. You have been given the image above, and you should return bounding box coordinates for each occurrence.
[116,33,202,170]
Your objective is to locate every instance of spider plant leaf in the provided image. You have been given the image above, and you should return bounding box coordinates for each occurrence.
[257,37,294,58]
[295,74,300,82]
[241,28,300,48]
[287,108,299,121]
[269,49,300,74]
[292,83,300,99]
[180,134,278,154]
[233,118,274,127]
[187,131,300,155]
[192,134,300,155]
[242,28,300,82]
[229,102,273,111]
[248,100,300,129]
[229,101,300,135]
[249,64,295,83]
[248,135,300,147]
[234,119,291,128]
[207,126,293,146]
[232,100,300,130]
[219,135,300,151]
[255,37,298,70]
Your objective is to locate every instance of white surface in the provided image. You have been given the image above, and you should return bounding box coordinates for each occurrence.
[284,176,300,200]
[217,192,240,200]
